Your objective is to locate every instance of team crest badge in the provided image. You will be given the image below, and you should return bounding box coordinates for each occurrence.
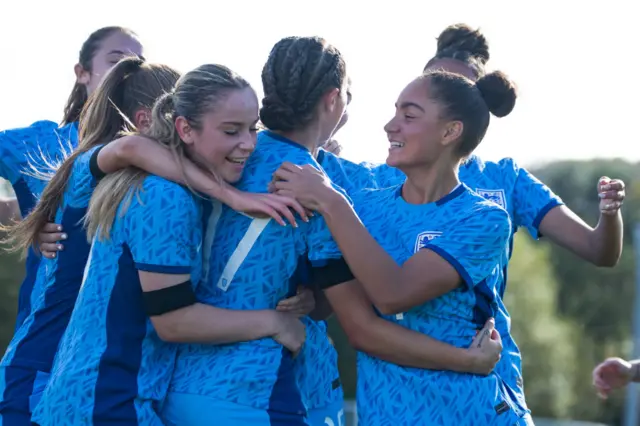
[476,188,507,209]
[414,231,443,252]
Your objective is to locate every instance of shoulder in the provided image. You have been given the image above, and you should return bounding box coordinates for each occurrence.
[352,186,397,216]
[137,175,200,215]
[456,187,511,229]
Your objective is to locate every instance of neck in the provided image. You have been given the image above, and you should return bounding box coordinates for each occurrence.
[271,124,322,157]
[400,158,461,205]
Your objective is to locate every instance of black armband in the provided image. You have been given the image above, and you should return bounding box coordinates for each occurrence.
[310,258,354,290]
[89,144,107,180]
[143,280,197,316]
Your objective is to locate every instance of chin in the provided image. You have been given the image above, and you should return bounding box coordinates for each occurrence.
[385,153,403,168]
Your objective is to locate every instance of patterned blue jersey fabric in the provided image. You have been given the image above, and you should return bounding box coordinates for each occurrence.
[169,131,344,418]
[0,120,79,331]
[352,184,524,425]
[1,146,103,372]
[31,176,203,426]
[358,155,564,407]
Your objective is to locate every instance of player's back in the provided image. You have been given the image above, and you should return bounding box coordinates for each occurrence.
[0,145,105,415]
[0,121,79,331]
[32,175,202,426]
[170,131,343,417]
[353,184,526,426]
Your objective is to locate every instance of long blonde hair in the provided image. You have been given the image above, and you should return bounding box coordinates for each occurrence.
[3,57,180,255]
[85,63,252,241]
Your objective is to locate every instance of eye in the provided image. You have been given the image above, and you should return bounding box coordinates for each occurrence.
[249,127,258,133]
[404,114,415,120]
[224,130,238,136]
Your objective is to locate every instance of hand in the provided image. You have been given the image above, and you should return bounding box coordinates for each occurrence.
[270,162,342,213]
[277,286,316,317]
[226,189,310,227]
[38,223,66,259]
[593,357,634,399]
[467,318,502,375]
[323,139,343,156]
[272,312,306,357]
[598,176,625,216]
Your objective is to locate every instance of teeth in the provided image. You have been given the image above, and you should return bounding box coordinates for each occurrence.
[227,158,247,164]
[390,142,404,148]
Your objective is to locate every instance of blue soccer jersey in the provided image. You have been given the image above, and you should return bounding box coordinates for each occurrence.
[31,176,202,426]
[350,155,564,410]
[0,120,79,331]
[352,183,525,426]
[168,131,345,420]
[0,146,104,422]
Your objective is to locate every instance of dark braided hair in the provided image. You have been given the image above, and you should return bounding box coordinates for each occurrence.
[260,36,347,132]
[424,24,489,78]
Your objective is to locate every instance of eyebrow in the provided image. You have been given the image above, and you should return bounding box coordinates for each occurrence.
[396,101,425,112]
[107,50,146,61]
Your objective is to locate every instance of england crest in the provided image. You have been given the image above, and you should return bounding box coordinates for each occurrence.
[476,188,507,209]
[414,231,443,252]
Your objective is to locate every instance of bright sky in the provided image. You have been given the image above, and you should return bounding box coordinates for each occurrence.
[1,0,636,168]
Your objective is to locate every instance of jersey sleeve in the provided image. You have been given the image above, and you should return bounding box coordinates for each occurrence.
[0,120,60,184]
[509,159,564,239]
[64,145,106,207]
[125,178,200,274]
[422,207,511,289]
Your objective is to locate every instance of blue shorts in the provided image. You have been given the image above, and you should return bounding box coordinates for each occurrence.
[306,399,345,426]
[162,392,310,426]
[0,366,49,426]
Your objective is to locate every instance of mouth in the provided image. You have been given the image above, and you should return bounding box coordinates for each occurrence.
[226,157,248,166]
[389,141,405,151]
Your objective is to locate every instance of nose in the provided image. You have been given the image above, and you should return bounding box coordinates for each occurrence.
[239,131,257,152]
[384,116,398,135]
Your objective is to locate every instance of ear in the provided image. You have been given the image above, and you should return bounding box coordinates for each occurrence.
[321,88,341,112]
[133,108,151,132]
[74,63,90,85]
[175,116,195,145]
[441,121,463,147]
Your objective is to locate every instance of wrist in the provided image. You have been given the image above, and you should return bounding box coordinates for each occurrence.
[263,310,283,336]
[215,183,237,207]
[318,189,348,217]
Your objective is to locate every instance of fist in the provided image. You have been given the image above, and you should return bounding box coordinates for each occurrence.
[598,176,625,215]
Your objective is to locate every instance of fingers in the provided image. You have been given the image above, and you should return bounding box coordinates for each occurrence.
[272,168,296,182]
[268,194,309,223]
[277,294,302,309]
[40,243,63,259]
[42,223,63,233]
[266,199,298,228]
[39,230,66,244]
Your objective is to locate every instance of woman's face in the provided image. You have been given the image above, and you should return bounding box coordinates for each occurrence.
[384,77,456,171]
[76,31,144,96]
[181,87,260,184]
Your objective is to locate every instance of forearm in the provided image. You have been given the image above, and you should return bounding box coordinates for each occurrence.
[541,206,623,267]
[156,303,277,344]
[350,317,474,372]
[590,212,623,266]
[115,136,234,204]
[319,194,403,308]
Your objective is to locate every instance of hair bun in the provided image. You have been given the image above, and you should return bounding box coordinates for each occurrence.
[475,71,517,118]
[259,95,298,132]
[437,24,490,64]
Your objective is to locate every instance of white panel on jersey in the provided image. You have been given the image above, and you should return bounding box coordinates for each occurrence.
[217,218,271,291]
